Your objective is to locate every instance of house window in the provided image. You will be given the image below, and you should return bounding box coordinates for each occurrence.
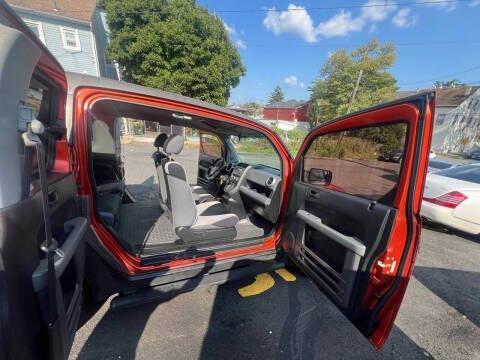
[60,27,81,51]
[436,114,446,125]
[25,20,45,44]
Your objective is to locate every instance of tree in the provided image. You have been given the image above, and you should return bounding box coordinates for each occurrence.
[434,79,466,89]
[268,86,285,104]
[242,102,263,118]
[100,0,245,106]
[309,39,398,127]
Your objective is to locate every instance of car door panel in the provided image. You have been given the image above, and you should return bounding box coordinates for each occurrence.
[0,3,87,359]
[283,95,434,349]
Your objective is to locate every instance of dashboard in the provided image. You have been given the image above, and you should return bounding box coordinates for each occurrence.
[222,163,282,224]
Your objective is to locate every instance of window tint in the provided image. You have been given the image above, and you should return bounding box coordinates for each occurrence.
[435,165,480,184]
[303,123,408,205]
[200,133,223,158]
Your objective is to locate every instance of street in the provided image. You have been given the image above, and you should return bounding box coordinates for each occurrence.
[69,141,480,360]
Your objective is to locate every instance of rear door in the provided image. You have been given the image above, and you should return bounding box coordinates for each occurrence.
[282,94,434,349]
[0,3,88,359]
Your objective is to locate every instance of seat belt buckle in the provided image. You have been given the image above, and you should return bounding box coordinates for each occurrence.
[40,238,64,258]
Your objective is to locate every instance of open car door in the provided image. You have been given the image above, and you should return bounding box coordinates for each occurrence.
[0,3,88,359]
[282,93,434,349]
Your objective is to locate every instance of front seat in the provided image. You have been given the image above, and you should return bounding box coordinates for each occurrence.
[161,134,214,207]
[163,137,239,242]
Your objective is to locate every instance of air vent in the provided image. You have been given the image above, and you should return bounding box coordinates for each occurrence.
[265,176,276,187]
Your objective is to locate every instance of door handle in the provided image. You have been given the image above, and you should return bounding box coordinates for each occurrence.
[307,189,320,198]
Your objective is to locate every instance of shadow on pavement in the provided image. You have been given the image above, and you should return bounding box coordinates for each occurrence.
[414,266,480,328]
[75,263,431,359]
[198,269,429,360]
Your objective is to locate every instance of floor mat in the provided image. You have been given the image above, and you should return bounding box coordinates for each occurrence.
[115,201,180,255]
[116,201,271,256]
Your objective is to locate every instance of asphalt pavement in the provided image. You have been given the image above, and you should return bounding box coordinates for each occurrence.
[69,141,480,360]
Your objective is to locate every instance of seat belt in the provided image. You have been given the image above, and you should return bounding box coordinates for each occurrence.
[22,120,64,357]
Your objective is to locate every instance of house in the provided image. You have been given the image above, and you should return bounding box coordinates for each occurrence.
[262,100,310,131]
[7,0,119,80]
[398,87,480,154]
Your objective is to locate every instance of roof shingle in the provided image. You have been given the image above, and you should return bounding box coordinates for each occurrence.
[7,0,96,23]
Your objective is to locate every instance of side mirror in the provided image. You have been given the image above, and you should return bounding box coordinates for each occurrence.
[308,168,332,186]
[230,135,240,145]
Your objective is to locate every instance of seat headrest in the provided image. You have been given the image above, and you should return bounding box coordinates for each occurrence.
[164,134,184,155]
[154,133,168,149]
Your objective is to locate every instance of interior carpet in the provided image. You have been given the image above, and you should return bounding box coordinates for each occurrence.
[115,200,270,257]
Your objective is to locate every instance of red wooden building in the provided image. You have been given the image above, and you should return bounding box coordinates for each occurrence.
[263,100,310,122]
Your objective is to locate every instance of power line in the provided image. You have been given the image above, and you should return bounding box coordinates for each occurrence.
[32,0,473,14]
[399,65,480,86]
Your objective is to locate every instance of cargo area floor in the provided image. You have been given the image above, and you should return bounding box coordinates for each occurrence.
[115,200,268,258]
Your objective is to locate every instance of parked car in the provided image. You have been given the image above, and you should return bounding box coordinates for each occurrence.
[421,164,480,234]
[427,159,456,173]
[429,150,436,159]
[468,148,480,160]
[381,149,403,163]
[0,3,435,359]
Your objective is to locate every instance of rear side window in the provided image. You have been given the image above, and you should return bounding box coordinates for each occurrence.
[435,165,480,184]
[303,123,408,205]
[200,133,223,158]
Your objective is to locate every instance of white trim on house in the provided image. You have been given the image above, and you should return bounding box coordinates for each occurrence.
[90,29,100,76]
[24,20,45,44]
[60,26,81,51]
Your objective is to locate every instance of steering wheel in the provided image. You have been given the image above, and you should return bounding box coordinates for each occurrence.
[205,157,225,181]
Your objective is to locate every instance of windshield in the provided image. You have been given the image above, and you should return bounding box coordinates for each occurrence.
[231,135,281,169]
[435,165,480,184]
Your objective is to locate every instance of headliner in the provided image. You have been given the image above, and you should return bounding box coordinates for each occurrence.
[89,99,265,138]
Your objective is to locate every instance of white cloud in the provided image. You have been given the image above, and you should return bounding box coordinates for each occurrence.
[235,39,247,49]
[263,4,318,43]
[316,10,365,38]
[263,1,408,42]
[283,75,304,88]
[392,8,417,27]
[223,21,236,35]
[470,0,480,6]
[420,0,456,11]
[361,0,397,21]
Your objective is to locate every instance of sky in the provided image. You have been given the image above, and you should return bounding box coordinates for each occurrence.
[197,0,480,105]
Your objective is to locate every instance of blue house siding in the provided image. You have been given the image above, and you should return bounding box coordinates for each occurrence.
[15,10,99,77]
[92,9,120,80]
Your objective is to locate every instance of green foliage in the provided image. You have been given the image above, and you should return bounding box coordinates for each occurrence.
[309,39,398,125]
[434,79,466,89]
[101,0,245,106]
[242,102,263,118]
[268,86,285,104]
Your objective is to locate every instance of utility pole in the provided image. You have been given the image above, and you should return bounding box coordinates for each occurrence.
[347,69,363,114]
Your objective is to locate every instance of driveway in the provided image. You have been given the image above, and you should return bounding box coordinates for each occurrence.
[70,141,480,359]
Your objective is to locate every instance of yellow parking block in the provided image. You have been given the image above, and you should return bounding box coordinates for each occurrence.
[238,272,275,298]
[275,268,297,282]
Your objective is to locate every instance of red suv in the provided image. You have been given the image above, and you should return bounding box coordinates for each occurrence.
[0,3,434,359]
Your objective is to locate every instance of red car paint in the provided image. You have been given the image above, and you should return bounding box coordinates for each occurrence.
[72,88,294,275]
[294,101,434,349]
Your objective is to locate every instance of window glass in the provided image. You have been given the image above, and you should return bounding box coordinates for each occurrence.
[428,160,453,170]
[25,21,45,43]
[303,123,408,205]
[436,114,446,125]
[231,135,281,169]
[200,134,223,158]
[61,28,81,51]
[435,165,480,184]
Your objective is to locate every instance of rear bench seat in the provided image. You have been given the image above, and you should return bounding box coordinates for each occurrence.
[96,182,124,226]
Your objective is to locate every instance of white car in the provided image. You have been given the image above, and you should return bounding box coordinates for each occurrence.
[421,164,480,234]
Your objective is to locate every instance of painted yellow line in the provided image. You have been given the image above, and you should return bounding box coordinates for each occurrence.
[238,272,275,298]
[275,268,297,282]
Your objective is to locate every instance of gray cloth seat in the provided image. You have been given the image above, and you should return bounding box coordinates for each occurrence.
[163,138,239,242]
[160,134,214,208]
